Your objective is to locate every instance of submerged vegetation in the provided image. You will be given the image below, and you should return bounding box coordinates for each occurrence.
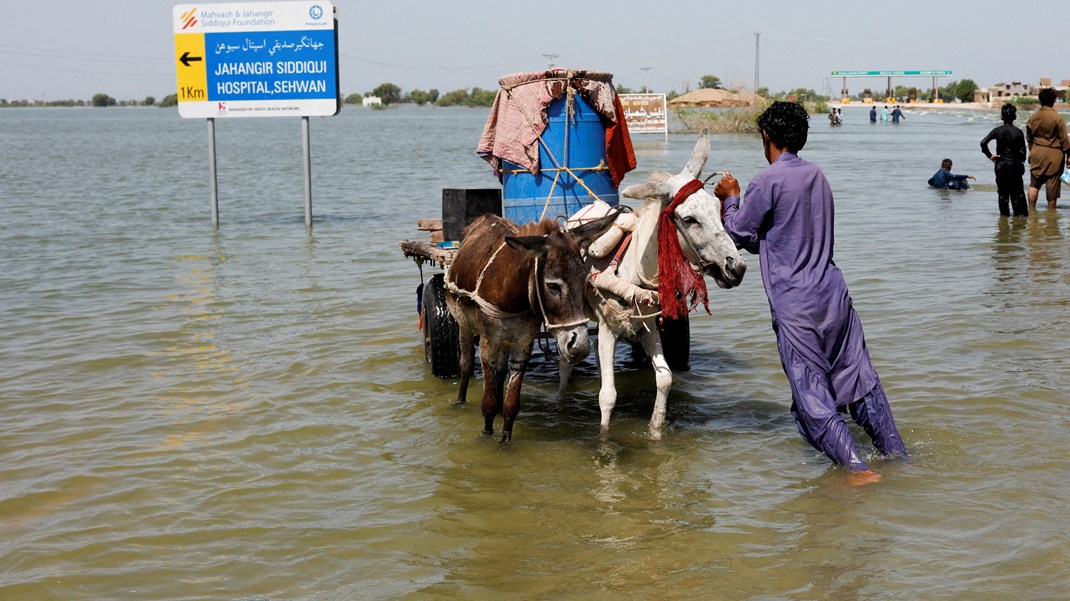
[673,104,769,134]
[673,96,838,134]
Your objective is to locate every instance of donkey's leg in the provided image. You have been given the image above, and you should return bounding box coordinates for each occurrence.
[638,329,673,440]
[596,322,620,438]
[500,343,535,444]
[479,335,507,436]
[455,326,476,405]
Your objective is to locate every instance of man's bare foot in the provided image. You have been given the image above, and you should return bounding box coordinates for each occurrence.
[847,469,882,487]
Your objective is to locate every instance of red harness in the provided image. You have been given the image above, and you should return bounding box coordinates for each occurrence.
[657,179,710,320]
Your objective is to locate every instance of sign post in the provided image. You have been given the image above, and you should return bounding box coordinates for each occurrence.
[173,2,339,227]
[619,93,668,141]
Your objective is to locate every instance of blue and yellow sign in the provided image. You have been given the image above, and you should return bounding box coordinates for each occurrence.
[831,70,952,77]
[173,2,338,118]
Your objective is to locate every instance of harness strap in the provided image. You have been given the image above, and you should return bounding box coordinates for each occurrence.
[450,246,587,330]
[474,241,510,294]
[446,281,530,319]
[608,232,632,274]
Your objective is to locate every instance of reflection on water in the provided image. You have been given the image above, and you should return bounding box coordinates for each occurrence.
[1,106,1069,599]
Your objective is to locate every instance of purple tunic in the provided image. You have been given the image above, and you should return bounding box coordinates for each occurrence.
[722,152,878,407]
[722,152,908,469]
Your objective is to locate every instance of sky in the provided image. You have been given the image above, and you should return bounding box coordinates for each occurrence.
[2,0,1067,102]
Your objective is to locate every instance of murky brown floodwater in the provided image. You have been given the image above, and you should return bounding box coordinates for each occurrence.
[2,105,1069,600]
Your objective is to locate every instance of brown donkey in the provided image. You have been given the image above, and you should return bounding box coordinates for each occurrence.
[446,212,619,442]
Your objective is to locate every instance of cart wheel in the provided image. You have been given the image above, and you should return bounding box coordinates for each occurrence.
[658,314,690,372]
[422,273,460,379]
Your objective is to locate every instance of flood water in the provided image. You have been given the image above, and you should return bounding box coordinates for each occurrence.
[2,103,1069,600]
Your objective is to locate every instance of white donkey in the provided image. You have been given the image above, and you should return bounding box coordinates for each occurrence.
[563,132,747,439]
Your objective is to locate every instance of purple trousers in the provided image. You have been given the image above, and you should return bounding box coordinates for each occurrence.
[779,336,908,470]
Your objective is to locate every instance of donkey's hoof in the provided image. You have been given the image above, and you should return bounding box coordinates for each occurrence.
[481,428,494,436]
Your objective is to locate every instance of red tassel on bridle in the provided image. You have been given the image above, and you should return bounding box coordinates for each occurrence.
[657,178,710,321]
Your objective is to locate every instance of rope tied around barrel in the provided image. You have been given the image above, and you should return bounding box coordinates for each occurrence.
[500,71,608,221]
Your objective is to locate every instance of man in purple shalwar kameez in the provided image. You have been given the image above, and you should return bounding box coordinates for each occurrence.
[713,102,907,483]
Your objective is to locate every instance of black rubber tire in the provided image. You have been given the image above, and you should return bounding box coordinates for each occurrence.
[658,314,691,372]
[422,273,461,379]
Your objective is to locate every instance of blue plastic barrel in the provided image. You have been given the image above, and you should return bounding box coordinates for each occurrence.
[501,94,619,224]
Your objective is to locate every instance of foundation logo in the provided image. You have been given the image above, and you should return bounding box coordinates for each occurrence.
[179,7,198,30]
[309,5,324,20]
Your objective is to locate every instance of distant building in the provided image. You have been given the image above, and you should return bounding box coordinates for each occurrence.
[362,96,382,107]
[974,79,1069,105]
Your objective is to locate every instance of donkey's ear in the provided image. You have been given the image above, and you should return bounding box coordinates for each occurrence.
[567,207,623,249]
[505,235,548,256]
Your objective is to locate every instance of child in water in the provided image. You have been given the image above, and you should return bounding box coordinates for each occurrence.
[928,158,975,190]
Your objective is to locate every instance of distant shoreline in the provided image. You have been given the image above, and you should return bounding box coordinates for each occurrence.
[831,101,1070,111]
[831,101,991,111]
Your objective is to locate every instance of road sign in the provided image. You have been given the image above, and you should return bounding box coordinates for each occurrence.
[831,70,952,77]
[619,93,668,135]
[173,2,339,118]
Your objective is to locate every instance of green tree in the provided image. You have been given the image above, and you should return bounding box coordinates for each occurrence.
[778,88,825,102]
[427,89,440,104]
[408,89,431,106]
[615,84,634,94]
[142,96,156,106]
[699,75,722,89]
[158,94,178,107]
[434,88,496,107]
[343,93,362,104]
[371,82,402,105]
[435,88,469,107]
[954,79,978,103]
[91,93,116,107]
[467,87,496,106]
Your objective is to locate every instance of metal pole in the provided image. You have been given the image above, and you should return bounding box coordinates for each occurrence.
[753,32,760,94]
[302,116,312,229]
[208,118,219,228]
[662,95,668,142]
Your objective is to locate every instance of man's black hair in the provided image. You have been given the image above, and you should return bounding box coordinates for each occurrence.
[1001,103,1017,123]
[1038,87,1056,107]
[757,101,810,153]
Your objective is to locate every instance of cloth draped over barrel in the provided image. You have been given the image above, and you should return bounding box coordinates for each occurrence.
[477,70,637,188]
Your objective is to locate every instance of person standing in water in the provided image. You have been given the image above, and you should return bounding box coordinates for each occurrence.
[981,103,1029,216]
[880,105,890,123]
[713,101,909,485]
[891,105,905,124]
[1025,87,1070,211]
[869,105,877,124]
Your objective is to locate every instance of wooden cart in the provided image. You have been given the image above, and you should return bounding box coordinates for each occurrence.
[400,210,693,380]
